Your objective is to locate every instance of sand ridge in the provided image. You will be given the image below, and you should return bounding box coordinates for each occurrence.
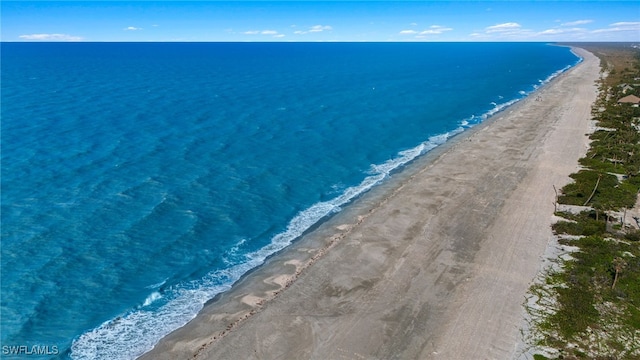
[140,47,601,360]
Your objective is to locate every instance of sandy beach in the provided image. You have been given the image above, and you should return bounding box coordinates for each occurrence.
[140,47,601,360]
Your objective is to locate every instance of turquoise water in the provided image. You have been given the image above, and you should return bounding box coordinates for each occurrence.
[1,42,578,359]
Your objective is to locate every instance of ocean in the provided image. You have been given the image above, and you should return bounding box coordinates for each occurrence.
[0,42,578,359]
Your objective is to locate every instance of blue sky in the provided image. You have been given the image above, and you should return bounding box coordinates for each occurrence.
[2,1,639,42]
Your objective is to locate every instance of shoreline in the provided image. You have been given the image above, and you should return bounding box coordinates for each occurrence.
[140,47,601,360]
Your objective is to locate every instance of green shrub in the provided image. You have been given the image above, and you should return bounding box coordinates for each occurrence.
[625,229,640,242]
[552,218,606,236]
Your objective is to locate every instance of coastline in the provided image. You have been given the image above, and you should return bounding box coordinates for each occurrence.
[140,47,601,360]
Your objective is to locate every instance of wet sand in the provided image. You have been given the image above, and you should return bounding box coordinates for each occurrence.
[140,47,600,360]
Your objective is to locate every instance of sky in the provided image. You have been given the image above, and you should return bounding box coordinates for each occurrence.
[2,1,639,42]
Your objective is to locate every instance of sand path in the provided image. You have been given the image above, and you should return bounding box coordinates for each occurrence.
[141,48,600,360]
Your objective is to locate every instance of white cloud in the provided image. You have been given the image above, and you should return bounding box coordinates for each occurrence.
[592,21,640,34]
[538,27,587,36]
[470,22,539,40]
[410,22,418,26]
[561,19,593,26]
[309,25,332,33]
[610,21,640,27]
[294,25,332,35]
[420,25,453,35]
[400,25,452,37]
[538,28,563,35]
[244,29,283,38]
[528,21,635,40]
[537,19,593,38]
[485,22,521,33]
[124,26,142,31]
[18,33,83,41]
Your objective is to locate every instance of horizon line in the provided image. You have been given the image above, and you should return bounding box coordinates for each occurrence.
[3,40,639,43]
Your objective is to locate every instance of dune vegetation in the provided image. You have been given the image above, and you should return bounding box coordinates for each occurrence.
[528,43,640,360]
